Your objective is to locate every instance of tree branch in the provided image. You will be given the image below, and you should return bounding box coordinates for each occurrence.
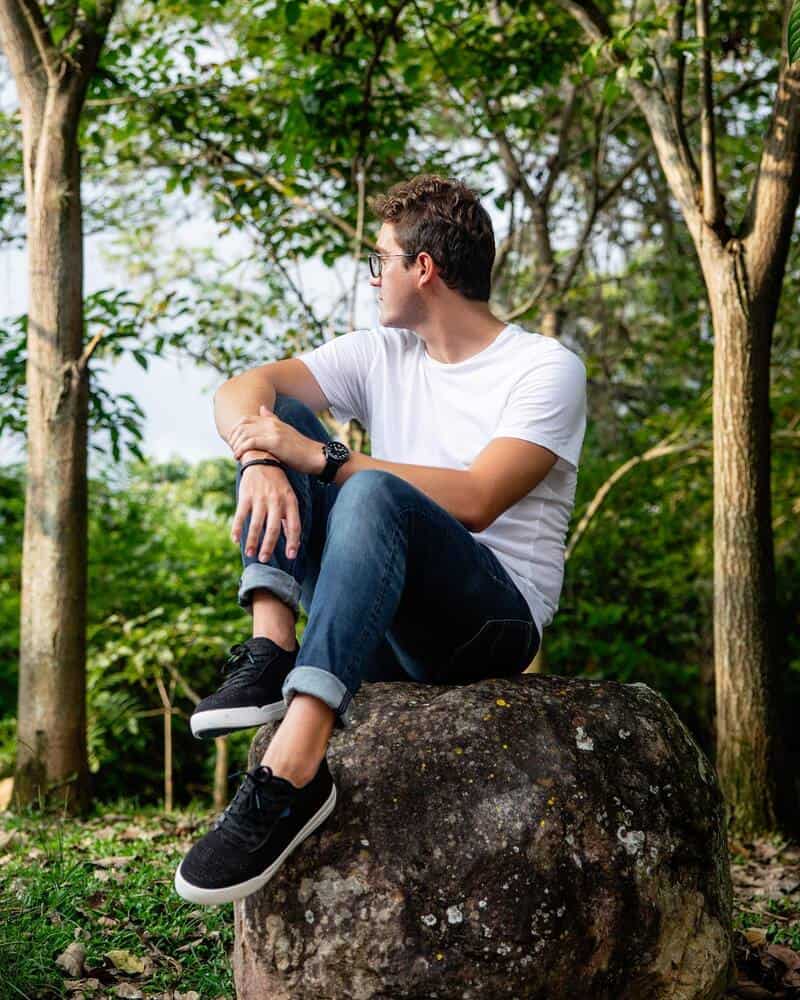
[741,0,800,307]
[0,0,49,101]
[16,0,58,78]
[565,435,708,561]
[180,123,372,249]
[696,0,721,228]
[557,0,705,246]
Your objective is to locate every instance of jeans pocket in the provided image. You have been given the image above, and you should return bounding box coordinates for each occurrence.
[445,618,536,682]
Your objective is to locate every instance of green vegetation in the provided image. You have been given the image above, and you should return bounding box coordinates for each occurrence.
[0,805,234,999]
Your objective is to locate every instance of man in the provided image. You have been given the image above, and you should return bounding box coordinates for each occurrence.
[174,174,586,905]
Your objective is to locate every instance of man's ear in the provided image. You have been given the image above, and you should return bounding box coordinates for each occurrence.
[416,251,437,288]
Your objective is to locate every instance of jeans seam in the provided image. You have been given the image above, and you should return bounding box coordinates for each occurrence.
[343,507,409,687]
[448,618,533,671]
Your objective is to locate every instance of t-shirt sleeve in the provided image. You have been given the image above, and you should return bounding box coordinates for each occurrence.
[492,347,587,469]
[295,329,379,428]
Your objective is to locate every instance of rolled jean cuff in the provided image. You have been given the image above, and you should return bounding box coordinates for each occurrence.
[238,563,302,617]
[282,665,354,729]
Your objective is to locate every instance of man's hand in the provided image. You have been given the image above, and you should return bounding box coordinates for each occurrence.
[228,406,325,476]
[232,464,302,562]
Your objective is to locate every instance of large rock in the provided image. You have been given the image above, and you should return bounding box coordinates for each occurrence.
[233,676,734,1000]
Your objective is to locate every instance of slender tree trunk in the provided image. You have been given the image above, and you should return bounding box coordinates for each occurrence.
[214,736,229,812]
[1,0,114,814]
[704,246,787,833]
[14,102,90,811]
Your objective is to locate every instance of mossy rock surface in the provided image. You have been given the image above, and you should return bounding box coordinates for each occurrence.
[234,675,734,1000]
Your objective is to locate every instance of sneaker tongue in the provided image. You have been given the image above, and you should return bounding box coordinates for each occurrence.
[245,637,295,658]
[250,765,296,794]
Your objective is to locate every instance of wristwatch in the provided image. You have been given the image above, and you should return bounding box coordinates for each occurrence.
[318,441,351,484]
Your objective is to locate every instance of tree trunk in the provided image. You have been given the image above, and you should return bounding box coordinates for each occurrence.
[14,100,90,812]
[704,244,786,834]
[214,736,229,812]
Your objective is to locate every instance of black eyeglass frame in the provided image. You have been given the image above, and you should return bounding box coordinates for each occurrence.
[367,252,418,278]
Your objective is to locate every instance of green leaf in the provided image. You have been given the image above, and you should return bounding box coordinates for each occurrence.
[284,0,302,25]
[790,0,800,64]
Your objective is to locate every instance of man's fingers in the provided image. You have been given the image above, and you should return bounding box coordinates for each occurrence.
[244,503,266,557]
[231,495,251,543]
[284,498,301,558]
[258,505,283,563]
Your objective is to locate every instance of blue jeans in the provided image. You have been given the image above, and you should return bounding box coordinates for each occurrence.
[236,395,540,727]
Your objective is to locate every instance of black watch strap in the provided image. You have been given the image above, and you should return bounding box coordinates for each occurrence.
[240,458,286,474]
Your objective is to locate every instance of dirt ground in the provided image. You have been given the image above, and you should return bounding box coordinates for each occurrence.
[724,836,800,999]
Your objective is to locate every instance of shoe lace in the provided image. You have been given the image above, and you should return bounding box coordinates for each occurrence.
[213,766,292,852]
[217,643,263,693]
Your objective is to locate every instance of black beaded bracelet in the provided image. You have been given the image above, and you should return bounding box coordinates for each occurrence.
[240,458,286,474]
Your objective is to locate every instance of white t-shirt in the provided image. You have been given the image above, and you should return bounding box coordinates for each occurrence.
[297,323,586,635]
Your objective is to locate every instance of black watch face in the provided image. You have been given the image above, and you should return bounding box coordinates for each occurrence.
[326,441,350,462]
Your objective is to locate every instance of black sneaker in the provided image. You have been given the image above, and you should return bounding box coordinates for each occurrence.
[190,637,298,739]
[174,759,337,904]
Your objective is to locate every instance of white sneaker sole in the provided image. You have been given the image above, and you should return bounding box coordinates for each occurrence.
[190,702,287,738]
[173,783,338,905]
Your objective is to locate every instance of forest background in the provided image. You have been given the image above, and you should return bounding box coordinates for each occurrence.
[0,0,798,819]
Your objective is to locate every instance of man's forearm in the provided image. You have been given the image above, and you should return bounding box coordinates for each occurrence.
[214,374,278,460]
[327,451,484,532]
[214,374,277,441]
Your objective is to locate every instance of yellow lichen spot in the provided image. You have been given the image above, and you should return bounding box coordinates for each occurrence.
[454,746,464,755]
[483,713,492,720]
[547,797,555,806]
[496,698,509,707]
[540,819,546,827]
[436,952,444,961]
[502,743,508,749]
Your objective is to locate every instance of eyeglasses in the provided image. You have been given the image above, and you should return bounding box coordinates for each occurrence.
[367,252,418,278]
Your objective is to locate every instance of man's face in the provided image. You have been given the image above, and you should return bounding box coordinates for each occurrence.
[370,223,421,329]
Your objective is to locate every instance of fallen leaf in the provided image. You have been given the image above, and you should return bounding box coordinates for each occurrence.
[94,825,119,840]
[64,980,100,994]
[0,830,18,850]
[730,982,774,999]
[56,942,86,977]
[765,943,800,971]
[90,856,132,869]
[743,927,768,947]
[105,950,146,974]
[119,826,144,841]
[113,985,143,998]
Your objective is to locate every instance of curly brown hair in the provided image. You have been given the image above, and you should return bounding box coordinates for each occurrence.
[371,175,495,301]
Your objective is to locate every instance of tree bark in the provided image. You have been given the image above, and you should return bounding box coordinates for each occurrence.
[0,0,114,811]
[14,99,90,811]
[704,246,790,834]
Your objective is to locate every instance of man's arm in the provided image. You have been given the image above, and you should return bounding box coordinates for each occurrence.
[321,437,556,534]
[218,360,556,534]
[325,451,485,532]
[214,358,330,461]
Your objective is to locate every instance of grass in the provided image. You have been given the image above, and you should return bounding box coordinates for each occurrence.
[0,802,235,999]
[2,803,798,999]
